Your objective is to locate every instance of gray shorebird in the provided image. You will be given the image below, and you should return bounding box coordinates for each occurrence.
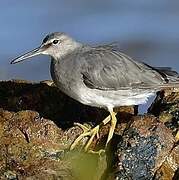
[11,32,179,151]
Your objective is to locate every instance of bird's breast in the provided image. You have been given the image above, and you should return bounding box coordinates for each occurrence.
[50,59,84,100]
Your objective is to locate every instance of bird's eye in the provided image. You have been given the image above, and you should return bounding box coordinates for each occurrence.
[53,40,59,44]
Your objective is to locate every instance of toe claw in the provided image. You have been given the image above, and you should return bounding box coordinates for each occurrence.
[70,114,114,151]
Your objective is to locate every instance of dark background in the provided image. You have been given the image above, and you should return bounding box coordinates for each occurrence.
[1,1,179,81]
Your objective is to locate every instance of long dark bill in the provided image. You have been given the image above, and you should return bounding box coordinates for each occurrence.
[10,46,43,64]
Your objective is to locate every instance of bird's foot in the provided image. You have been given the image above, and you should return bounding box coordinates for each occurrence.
[88,149,106,156]
[70,123,100,151]
[73,122,92,132]
[70,115,112,151]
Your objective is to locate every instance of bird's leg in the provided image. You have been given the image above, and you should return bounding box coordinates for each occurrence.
[106,111,117,147]
[70,115,111,151]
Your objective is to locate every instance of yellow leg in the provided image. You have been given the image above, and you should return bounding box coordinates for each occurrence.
[84,125,100,151]
[70,115,111,151]
[106,111,117,147]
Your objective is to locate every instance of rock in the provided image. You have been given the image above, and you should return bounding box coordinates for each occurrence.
[154,145,179,180]
[0,81,179,179]
[0,80,135,150]
[149,89,179,137]
[0,109,107,179]
[148,89,179,180]
[108,115,176,180]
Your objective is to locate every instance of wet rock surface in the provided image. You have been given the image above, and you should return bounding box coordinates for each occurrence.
[108,116,176,179]
[0,110,107,180]
[148,89,179,180]
[0,81,179,180]
[148,89,179,137]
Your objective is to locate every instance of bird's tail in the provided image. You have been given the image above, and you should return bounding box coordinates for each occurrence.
[137,66,179,90]
[155,67,179,89]
[155,67,179,82]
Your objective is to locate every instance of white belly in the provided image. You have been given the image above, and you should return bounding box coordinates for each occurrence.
[78,87,155,110]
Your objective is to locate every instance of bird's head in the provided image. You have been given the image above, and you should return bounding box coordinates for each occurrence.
[11,32,81,64]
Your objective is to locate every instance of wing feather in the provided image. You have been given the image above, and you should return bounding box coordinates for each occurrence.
[81,46,175,90]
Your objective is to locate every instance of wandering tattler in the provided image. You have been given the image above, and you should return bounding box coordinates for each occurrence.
[11,32,179,151]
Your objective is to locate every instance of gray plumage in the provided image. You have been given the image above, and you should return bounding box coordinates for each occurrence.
[11,32,179,111]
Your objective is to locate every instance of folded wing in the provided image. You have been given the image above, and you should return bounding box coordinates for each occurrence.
[81,46,179,90]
